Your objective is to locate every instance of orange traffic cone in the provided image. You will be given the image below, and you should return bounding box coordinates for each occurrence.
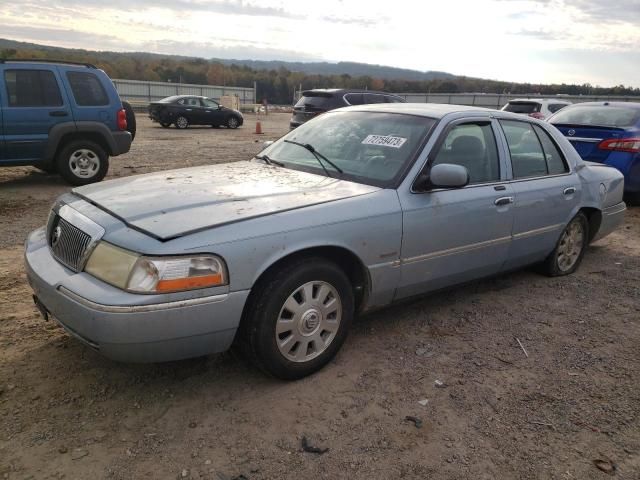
[254,121,263,134]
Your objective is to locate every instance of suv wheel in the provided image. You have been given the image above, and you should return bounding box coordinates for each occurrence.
[56,140,109,186]
[226,116,240,129]
[240,257,354,380]
[175,116,189,129]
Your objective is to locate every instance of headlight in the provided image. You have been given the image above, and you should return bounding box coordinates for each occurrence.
[84,242,227,293]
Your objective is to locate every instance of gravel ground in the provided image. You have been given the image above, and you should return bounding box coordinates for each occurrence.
[1,114,639,480]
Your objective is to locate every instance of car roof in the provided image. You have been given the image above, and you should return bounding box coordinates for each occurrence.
[302,88,401,96]
[507,98,571,103]
[561,101,640,109]
[338,102,495,119]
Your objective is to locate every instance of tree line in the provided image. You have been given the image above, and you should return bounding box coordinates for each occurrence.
[1,46,638,105]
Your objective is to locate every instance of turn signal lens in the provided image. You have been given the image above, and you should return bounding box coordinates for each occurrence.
[127,255,227,293]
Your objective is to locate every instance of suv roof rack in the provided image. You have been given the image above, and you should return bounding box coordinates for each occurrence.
[0,58,97,69]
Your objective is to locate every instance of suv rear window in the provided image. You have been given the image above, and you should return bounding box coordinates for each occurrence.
[295,92,336,111]
[66,71,109,106]
[4,69,62,107]
[550,105,640,128]
[503,102,541,114]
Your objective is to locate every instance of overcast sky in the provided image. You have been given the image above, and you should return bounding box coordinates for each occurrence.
[1,0,639,87]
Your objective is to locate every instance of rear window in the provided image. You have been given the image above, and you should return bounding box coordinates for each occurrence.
[66,72,109,106]
[550,105,640,128]
[4,69,62,107]
[503,101,541,114]
[548,103,569,114]
[295,92,336,111]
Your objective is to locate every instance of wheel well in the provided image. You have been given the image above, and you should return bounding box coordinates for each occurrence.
[247,246,370,314]
[55,132,111,159]
[580,207,602,243]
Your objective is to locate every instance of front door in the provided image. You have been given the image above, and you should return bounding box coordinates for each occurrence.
[396,118,515,299]
[201,98,225,125]
[0,65,71,163]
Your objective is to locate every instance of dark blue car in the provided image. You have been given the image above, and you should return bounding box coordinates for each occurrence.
[549,102,640,199]
[0,59,132,185]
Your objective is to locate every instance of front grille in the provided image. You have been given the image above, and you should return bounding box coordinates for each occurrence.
[49,215,92,272]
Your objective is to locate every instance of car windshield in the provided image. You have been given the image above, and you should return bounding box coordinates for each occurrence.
[503,102,541,114]
[550,105,640,128]
[260,111,435,187]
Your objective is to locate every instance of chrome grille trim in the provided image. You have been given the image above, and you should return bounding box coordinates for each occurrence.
[48,203,105,272]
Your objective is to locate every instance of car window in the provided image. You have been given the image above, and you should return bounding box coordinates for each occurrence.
[550,105,640,128]
[385,95,405,103]
[533,125,568,175]
[184,97,200,107]
[363,94,386,104]
[4,69,62,107]
[503,102,541,114]
[202,98,219,108]
[262,111,435,187]
[176,98,185,105]
[548,103,568,114]
[500,120,547,178]
[431,122,500,184]
[344,93,364,105]
[66,71,109,106]
[295,93,335,110]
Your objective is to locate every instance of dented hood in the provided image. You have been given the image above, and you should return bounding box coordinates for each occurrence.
[74,161,379,240]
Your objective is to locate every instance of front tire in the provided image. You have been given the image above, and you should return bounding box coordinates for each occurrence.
[175,116,189,129]
[241,258,354,380]
[226,116,240,129]
[541,212,589,276]
[56,140,109,186]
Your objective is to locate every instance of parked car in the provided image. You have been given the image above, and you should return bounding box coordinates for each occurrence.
[148,95,244,129]
[290,88,406,129]
[501,98,571,120]
[26,104,626,379]
[0,59,132,185]
[549,101,640,199]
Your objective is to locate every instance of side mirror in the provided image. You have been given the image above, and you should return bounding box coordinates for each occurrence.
[428,163,469,189]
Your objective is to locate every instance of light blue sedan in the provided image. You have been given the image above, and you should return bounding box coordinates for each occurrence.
[25,104,626,379]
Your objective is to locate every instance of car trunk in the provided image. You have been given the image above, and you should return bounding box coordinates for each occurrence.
[553,124,626,162]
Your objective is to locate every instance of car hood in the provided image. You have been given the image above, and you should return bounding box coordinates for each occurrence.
[74,161,379,240]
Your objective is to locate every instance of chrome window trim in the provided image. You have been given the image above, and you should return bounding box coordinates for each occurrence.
[58,286,228,313]
[567,137,603,143]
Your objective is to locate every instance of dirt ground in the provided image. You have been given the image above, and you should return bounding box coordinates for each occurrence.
[1,113,639,480]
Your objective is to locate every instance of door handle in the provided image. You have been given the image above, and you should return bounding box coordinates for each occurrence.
[495,196,514,206]
[563,187,576,195]
[49,111,68,117]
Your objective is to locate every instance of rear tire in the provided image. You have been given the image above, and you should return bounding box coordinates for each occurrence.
[121,101,137,141]
[175,116,189,129]
[541,212,589,276]
[240,258,354,380]
[56,140,109,186]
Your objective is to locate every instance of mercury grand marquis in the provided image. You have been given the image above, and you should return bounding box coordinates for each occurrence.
[25,104,626,379]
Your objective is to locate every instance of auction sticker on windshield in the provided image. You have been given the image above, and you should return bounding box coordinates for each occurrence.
[361,135,407,148]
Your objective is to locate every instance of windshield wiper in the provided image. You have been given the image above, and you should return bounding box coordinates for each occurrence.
[255,154,285,167]
[283,139,344,176]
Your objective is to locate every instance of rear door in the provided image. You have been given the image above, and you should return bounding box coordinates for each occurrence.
[498,119,580,269]
[0,65,71,163]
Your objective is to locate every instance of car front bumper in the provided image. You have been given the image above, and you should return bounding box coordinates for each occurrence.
[24,228,249,363]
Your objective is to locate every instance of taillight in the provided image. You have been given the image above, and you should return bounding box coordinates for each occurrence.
[597,138,640,153]
[117,108,127,131]
[529,112,545,120]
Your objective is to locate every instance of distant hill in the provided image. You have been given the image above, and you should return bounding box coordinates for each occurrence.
[0,38,453,82]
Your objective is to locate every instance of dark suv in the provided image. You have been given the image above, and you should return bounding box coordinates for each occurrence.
[290,89,406,129]
[0,59,133,185]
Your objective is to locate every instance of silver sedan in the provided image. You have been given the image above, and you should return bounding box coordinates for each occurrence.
[25,104,626,379]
